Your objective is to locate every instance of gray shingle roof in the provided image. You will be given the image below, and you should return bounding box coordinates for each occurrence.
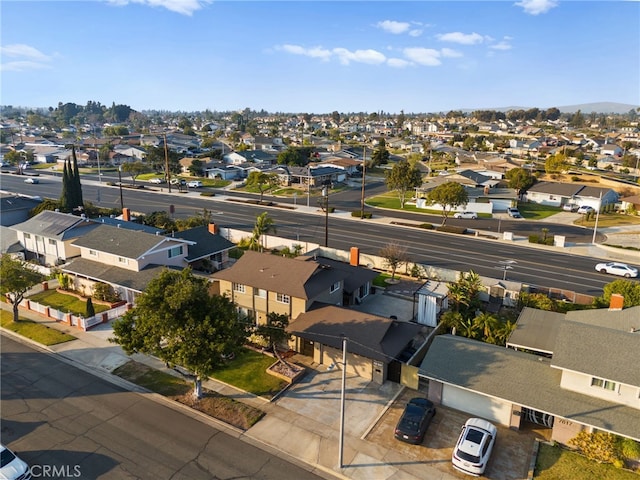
[420,335,640,441]
[11,210,91,239]
[211,251,345,300]
[289,305,422,362]
[172,226,236,262]
[565,305,640,332]
[506,307,565,354]
[551,320,640,387]
[62,258,180,293]
[72,224,189,259]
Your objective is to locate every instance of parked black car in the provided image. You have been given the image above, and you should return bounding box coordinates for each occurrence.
[394,398,436,444]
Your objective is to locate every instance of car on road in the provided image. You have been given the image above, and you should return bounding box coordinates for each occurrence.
[452,418,497,476]
[394,398,436,445]
[507,207,522,218]
[562,203,578,212]
[170,178,187,186]
[453,211,478,220]
[577,205,594,214]
[148,177,166,184]
[23,177,39,184]
[187,180,203,188]
[595,262,638,278]
[1,443,31,480]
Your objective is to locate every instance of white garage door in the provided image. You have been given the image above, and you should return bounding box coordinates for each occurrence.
[442,385,512,425]
[322,346,373,380]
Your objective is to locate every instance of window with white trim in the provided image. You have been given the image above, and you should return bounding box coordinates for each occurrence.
[276,293,290,304]
[48,239,56,246]
[591,377,616,391]
[118,256,128,265]
[24,233,31,239]
[89,249,98,257]
[330,281,340,294]
[168,245,183,258]
[233,283,246,293]
[254,288,267,298]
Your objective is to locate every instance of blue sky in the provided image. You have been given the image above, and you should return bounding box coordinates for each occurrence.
[1,0,639,114]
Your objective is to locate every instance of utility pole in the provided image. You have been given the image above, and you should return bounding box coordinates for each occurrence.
[360,146,366,218]
[338,335,347,469]
[322,185,329,247]
[592,192,603,244]
[164,134,171,193]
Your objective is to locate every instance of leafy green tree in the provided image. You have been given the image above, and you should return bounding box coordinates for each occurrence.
[473,312,499,340]
[505,168,535,196]
[250,212,276,252]
[596,279,640,308]
[246,171,278,203]
[447,270,482,318]
[545,153,568,174]
[58,160,71,212]
[145,145,181,176]
[254,312,291,362]
[385,160,423,208]
[110,268,247,399]
[370,138,390,167]
[0,254,45,323]
[378,242,409,280]
[517,291,558,311]
[277,147,313,167]
[188,159,204,177]
[140,211,177,232]
[121,161,149,185]
[426,182,469,226]
[71,146,84,210]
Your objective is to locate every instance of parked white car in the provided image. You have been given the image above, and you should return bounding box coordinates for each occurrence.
[453,212,478,219]
[187,180,203,188]
[148,177,165,184]
[1,443,31,480]
[577,205,594,214]
[595,262,638,278]
[23,177,39,184]
[452,418,497,476]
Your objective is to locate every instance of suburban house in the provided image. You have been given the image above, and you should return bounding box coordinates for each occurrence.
[223,150,276,165]
[171,223,236,273]
[62,223,195,303]
[289,305,423,384]
[0,194,42,226]
[419,303,640,445]
[524,182,619,209]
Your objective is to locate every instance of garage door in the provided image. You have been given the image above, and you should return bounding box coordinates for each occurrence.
[442,385,512,425]
[322,346,373,380]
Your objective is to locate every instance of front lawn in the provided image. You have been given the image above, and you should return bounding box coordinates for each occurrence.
[0,310,76,345]
[574,213,640,228]
[517,203,561,220]
[534,443,639,479]
[210,347,287,398]
[28,290,110,317]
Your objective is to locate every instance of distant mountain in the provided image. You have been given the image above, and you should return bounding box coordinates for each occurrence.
[464,102,638,115]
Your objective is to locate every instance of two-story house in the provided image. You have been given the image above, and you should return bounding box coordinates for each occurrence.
[418,304,640,444]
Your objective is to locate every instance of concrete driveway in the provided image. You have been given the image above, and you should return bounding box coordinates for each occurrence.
[365,388,546,480]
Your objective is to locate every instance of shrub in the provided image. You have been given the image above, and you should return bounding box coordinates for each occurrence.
[86,297,95,317]
[92,282,120,303]
[57,273,71,291]
[351,211,373,219]
[200,192,215,197]
[418,223,435,230]
[571,176,580,182]
[569,431,622,464]
[436,225,467,234]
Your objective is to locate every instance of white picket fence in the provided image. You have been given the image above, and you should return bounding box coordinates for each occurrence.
[18,297,129,331]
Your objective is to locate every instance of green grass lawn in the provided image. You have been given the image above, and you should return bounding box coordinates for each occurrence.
[0,310,76,345]
[210,347,287,398]
[574,213,640,228]
[517,203,562,220]
[28,290,110,317]
[534,443,639,479]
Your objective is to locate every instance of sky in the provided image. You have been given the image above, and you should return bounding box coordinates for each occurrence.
[1,0,639,115]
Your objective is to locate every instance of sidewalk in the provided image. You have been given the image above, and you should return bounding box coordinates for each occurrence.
[2,302,463,480]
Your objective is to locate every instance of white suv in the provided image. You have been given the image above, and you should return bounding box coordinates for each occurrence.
[187,180,203,188]
[452,418,497,476]
[453,211,478,219]
[1,443,31,480]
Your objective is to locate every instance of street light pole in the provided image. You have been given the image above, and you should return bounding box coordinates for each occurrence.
[360,146,366,218]
[322,185,329,247]
[118,165,124,211]
[338,335,347,469]
[592,192,603,244]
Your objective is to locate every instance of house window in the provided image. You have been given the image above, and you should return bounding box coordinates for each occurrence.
[48,239,56,246]
[24,233,31,239]
[168,245,183,258]
[330,281,340,294]
[276,293,290,304]
[254,288,266,298]
[118,257,128,265]
[233,283,246,294]
[591,377,616,391]
[89,250,97,257]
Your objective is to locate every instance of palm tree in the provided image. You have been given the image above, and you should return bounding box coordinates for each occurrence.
[473,312,499,340]
[251,212,276,252]
[458,318,479,339]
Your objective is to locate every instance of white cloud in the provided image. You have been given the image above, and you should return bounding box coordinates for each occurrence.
[333,48,386,66]
[409,29,423,37]
[387,58,412,68]
[106,0,209,16]
[376,20,411,34]
[490,41,512,51]
[0,44,53,72]
[440,48,463,58]
[402,47,441,66]
[280,44,332,61]
[515,0,558,15]
[436,32,485,45]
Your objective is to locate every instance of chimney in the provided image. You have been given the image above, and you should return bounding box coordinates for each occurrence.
[122,207,131,222]
[350,246,360,266]
[208,223,218,235]
[609,294,624,311]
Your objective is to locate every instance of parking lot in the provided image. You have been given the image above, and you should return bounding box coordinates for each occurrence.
[365,387,548,480]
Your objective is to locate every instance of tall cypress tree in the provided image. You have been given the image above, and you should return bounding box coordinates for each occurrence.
[59,160,70,212]
[71,146,84,210]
